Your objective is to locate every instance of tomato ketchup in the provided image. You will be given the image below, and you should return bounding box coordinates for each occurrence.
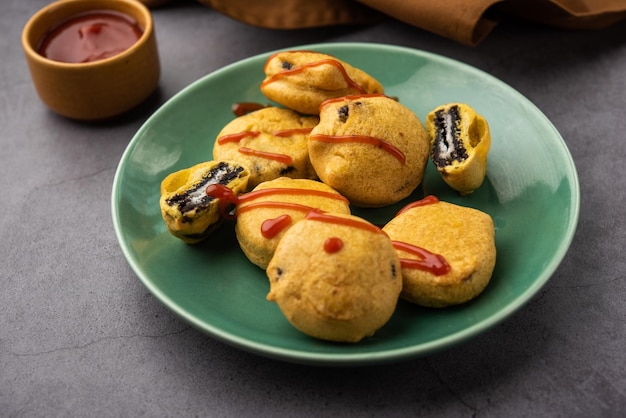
[37,10,143,63]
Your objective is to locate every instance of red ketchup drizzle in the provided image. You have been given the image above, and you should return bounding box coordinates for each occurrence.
[231,102,269,117]
[238,187,349,205]
[217,128,313,165]
[305,211,383,235]
[38,10,143,63]
[390,195,449,275]
[205,184,239,220]
[236,201,321,215]
[396,195,440,216]
[319,93,390,108]
[238,147,293,164]
[207,186,351,241]
[217,131,261,145]
[391,241,451,276]
[272,128,313,137]
[263,50,315,72]
[324,237,344,254]
[261,214,292,238]
[304,212,382,254]
[310,133,406,165]
[238,187,349,238]
[261,56,367,94]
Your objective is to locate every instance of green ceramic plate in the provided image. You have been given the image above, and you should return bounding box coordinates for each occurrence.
[112,43,579,365]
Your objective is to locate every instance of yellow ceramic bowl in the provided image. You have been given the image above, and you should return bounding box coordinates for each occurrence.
[22,0,160,120]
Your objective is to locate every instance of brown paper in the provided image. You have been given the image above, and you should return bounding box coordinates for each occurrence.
[497,0,626,30]
[140,0,626,46]
[357,0,502,45]
[195,0,380,29]
[357,0,626,45]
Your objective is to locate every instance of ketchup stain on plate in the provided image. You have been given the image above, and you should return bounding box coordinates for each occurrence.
[37,10,143,63]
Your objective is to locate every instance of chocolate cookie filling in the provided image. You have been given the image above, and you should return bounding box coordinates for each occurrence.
[338,105,349,122]
[166,162,245,213]
[431,105,469,167]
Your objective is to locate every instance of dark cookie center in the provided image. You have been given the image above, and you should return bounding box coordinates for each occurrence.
[338,105,349,123]
[431,105,469,167]
[166,162,245,213]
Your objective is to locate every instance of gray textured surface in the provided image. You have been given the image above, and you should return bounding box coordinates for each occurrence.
[3,1,625,416]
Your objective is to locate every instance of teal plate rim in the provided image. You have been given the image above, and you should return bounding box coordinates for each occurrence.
[111,42,580,366]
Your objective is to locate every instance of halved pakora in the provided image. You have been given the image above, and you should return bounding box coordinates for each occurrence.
[426,103,491,195]
[160,160,249,244]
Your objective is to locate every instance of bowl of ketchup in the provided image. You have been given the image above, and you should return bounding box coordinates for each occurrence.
[22,0,160,120]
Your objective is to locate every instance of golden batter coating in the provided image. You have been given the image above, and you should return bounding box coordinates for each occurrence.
[382,197,496,307]
[266,212,402,343]
[426,103,491,195]
[260,50,384,115]
[308,94,430,207]
[160,160,249,244]
[235,177,351,269]
[213,107,319,190]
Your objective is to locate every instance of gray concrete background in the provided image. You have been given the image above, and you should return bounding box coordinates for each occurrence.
[3,1,625,416]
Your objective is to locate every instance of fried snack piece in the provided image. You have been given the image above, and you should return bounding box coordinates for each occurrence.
[213,107,319,190]
[426,103,491,195]
[309,94,430,207]
[235,177,351,269]
[160,160,249,244]
[382,197,496,307]
[260,50,384,115]
[266,212,402,343]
